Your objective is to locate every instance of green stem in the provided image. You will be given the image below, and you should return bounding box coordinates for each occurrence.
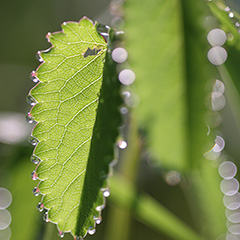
[104,114,141,240]
[110,174,205,240]
[218,65,240,133]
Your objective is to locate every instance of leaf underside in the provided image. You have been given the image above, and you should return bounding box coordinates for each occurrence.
[29,17,122,238]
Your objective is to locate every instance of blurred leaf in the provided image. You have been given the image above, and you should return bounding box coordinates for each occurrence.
[124,0,213,170]
[187,161,226,239]
[8,147,39,240]
[110,174,204,240]
[208,1,240,128]
[29,18,122,238]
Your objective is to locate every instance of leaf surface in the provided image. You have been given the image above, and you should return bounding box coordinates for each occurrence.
[29,18,122,238]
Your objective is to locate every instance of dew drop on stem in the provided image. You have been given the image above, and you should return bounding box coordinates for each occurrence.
[96,205,105,211]
[118,140,127,149]
[219,161,237,179]
[88,227,96,235]
[93,216,102,225]
[120,107,128,115]
[101,188,110,198]
[229,12,234,18]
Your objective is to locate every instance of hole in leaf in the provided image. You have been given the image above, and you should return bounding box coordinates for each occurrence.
[83,48,101,58]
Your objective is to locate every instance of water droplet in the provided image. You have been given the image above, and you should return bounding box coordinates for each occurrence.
[207,125,211,136]
[220,178,239,196]
[225,6,231,12]
[118,69,136,85]
[43,211,49,222]
[94,216,102,225]
[207,46,228,65]
[88,227,96,235]
[165,171,181,186]
[122,91,131,98]
[96,23,110,42]
[120,107,128,115]
[0,188,12,210]
[224,193,240,210]
[226,209,240,223]
[204,148,221,160]
[32,187,40,196]
[26,95,37,106]
[213,80,225,94]
[211,92,226,111]
[0,209,11,230]
[219,161,237,179]
[111,47,128,63]
[31,155,41,164]
[29,136,39,146]
[229,12,234,18]
[58,231,64,238]
[0,227,11,240]
[36,51,43,62]
[118,140,127,149]
[26,113,34,124]
[96,205,105,211]
[227,33,234,41]
[37,203,44,212]
[213,136,225,152]
[227,222,240,235]
[101,188,110,198]
[31,171,38,181]
[46,32,51,39]
[30,71,39,83]
[124,92,140,108]
[207,28,227,46]
[226,233,239,240]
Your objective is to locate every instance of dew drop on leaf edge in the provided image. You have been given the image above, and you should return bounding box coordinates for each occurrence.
[26,113,34,124]
[88,227,96,235]
[58,231,64,238]
[32,187,40,196]
[29,136,39,146]
[31,171,38,180]
[31,155,41,164]
[37,203,44,212]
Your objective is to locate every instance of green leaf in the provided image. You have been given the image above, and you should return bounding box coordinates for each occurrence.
[124,0,214,170]
[208,1,240,130]
[29,17,122,238]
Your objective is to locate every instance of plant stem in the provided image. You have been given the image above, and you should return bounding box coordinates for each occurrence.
[104,114,141,240]
[110,174,205,240]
